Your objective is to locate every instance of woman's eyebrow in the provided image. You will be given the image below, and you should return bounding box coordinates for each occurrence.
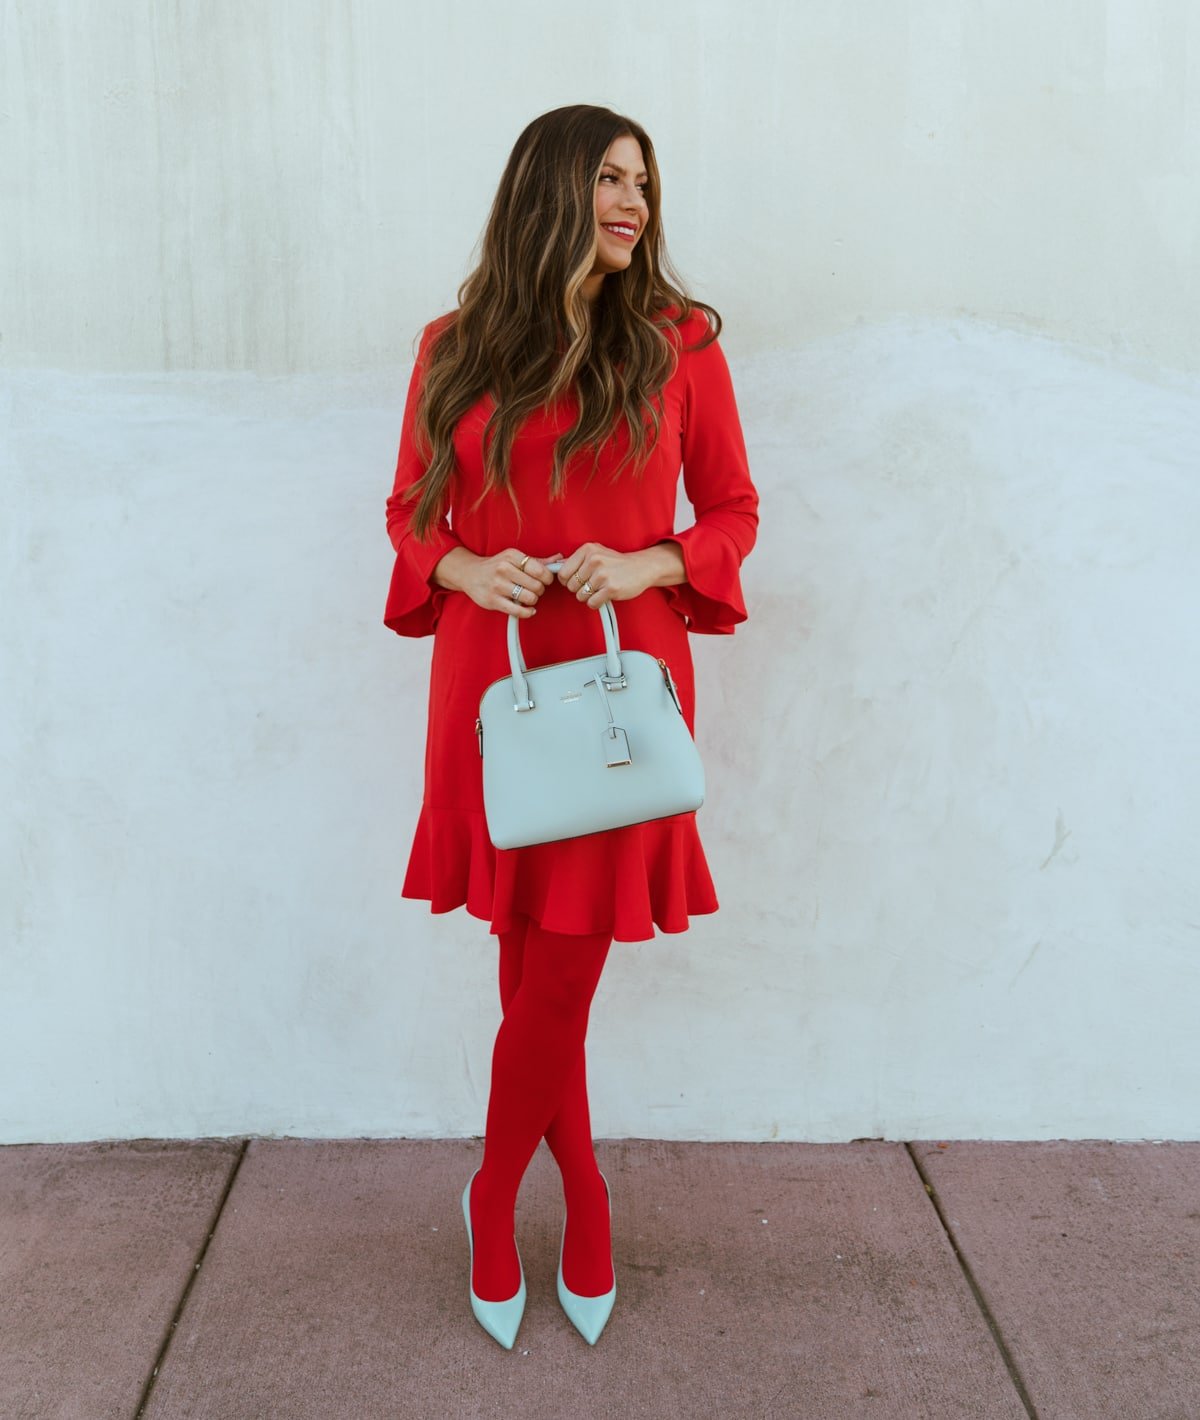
[603,162,649,179]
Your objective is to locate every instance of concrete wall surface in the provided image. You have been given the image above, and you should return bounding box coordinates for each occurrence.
[2,0,1197,1142]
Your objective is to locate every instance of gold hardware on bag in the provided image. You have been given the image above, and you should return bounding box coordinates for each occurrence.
[656,658,683,715]
[603,725,632,767]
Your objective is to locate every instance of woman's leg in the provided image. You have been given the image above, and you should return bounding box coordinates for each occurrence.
[497,915,615,1296]
[470,915,613,1301]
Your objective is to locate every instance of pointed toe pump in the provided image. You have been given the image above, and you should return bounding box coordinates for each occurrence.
[556,1169,617,1345]
[462,1167,526,1350]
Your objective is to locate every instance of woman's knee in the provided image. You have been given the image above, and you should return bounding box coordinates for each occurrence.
[519,921,613,1015]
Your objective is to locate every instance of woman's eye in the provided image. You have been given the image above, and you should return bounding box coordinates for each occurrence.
[601,173,647,192]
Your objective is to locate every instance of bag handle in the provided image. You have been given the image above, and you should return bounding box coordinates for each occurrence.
[506,598,623,711]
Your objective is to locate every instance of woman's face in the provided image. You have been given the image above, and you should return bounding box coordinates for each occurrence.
[591,134,649,277]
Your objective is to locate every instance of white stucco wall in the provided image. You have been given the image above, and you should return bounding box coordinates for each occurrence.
[2,0,1197,1143]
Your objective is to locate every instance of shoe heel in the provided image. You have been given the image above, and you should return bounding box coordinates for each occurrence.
[556,1168,616,1345]
[462,1167,526,1350]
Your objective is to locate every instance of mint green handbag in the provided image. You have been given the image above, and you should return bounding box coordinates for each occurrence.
[475,600,705,849]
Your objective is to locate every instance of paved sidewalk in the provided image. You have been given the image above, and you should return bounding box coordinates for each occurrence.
[1,1137,1196,1418]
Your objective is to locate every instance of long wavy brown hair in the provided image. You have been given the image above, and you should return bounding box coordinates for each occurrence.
[400,103,722,543]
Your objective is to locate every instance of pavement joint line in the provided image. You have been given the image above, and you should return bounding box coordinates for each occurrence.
[903,1140,1041,1420]
[133,1137,251,1420]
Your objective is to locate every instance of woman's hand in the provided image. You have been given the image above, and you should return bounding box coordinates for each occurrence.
[459,547,564,618]
[554,543,655,608]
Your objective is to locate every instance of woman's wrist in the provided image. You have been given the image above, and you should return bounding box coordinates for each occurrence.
[635,540,687,590]
[431,545,478,591]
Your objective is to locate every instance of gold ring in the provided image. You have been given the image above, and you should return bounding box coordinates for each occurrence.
[517,554,531,571]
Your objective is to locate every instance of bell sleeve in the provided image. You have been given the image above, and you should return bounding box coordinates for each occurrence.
[383,319,465,637]
[657,325,759,634]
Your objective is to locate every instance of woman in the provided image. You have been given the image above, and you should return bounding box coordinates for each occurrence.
[383,104,759,1350]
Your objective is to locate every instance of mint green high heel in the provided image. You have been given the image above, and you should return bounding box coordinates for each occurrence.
[556,1169,617,1345]
[462,1167,526,1350]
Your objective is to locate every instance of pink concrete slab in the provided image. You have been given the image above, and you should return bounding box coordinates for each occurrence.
[143,1138,1024,1419]
[917,1140,1200,1417]
[0,1139,242,1419]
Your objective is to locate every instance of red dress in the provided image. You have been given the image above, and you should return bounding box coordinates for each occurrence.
[383,306,759,942]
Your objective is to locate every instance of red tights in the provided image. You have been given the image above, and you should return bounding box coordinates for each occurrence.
[468,911,615,1301]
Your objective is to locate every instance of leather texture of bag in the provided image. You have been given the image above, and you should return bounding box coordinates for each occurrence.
[476,600,705,849]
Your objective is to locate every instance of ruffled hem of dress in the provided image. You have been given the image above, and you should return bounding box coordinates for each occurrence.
[399,803,719,943]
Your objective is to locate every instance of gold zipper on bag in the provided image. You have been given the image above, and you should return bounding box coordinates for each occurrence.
[475,653,682,758]
[478,649,677,701]
[476,649,621,699]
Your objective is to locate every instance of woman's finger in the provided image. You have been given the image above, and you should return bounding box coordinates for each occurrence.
[577,572,603,603]
[499,553,547,592]
[520,554,558,585]
[502,569,545,601]
[499,581,539,617]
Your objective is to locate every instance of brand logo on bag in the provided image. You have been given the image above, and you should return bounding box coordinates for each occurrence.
[560,690,583,702]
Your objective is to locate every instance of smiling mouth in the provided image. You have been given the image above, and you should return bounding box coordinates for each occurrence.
[600,223,637,242]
